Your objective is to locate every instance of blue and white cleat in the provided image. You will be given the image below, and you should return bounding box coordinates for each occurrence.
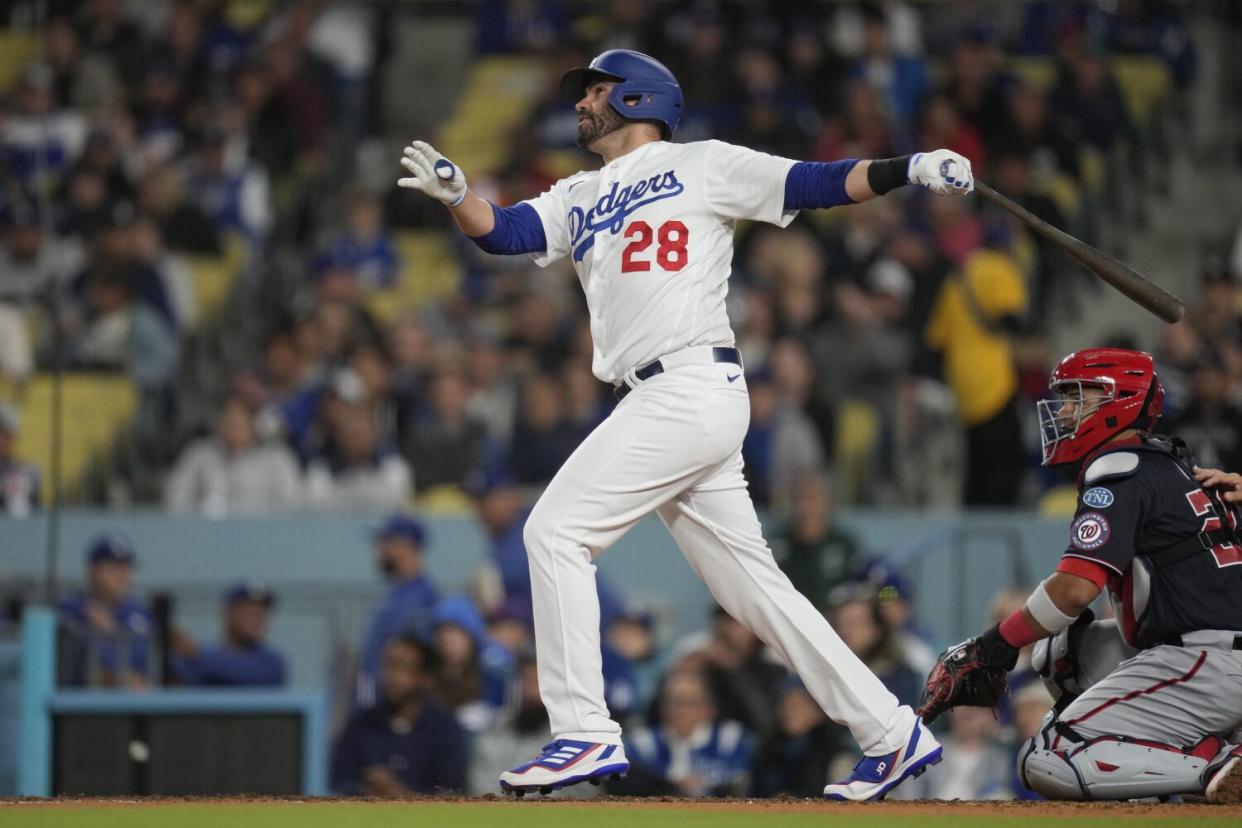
[823,718,943,801]
[499,739,629,797]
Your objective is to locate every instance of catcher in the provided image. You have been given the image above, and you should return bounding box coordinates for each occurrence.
[918,348,1242,802]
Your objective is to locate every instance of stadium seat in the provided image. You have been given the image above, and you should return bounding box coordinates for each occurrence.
[0,30,40,93]
[1111,56,1171,131]
[185,235,246,329]
[4,373,137,503]
[1007,57,1057,91]
[367,230,462,324]
[437,56,550,177]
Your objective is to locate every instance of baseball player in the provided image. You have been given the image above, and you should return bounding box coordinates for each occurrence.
[398,49,973,800]
[917,348,1242,803]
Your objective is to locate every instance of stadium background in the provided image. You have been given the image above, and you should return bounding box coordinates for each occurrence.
[1,0,1241,805]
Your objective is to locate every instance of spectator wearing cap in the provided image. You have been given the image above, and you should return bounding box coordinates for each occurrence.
[355,514,439,708]
[466,467,531,605]
[172,582,286,686]
[0,404,40,517]
[0,196,83,306]
[623,669,753,797]
[311,192,399,292]
[165,395,302,516]
[57,535,152,688]
[332,635,467,796]
[771,471,860,608]
[826,584,922,707]
[750,678,852,798]
[852,557,937,676]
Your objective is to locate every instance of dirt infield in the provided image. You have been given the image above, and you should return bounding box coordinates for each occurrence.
[4,794,1241,818]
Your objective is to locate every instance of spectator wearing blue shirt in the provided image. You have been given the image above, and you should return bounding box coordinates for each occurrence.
[57,535,153,688]
[355,514,439,708]
[311,193,399,292]
[332,635,467,796]
[428,595,514,732]
[172,581,286,687]
[624,670,752,797]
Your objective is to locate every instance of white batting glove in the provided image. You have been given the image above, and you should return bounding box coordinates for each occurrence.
[909,149,974,196]
[398,141,467,207]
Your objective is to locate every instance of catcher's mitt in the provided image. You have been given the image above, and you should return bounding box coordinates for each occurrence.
[916,625,1018,724]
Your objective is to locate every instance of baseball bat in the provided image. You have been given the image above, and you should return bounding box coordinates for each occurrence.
[975,182,1185,324]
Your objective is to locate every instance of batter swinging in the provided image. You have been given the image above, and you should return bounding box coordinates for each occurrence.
[398,49,974,800]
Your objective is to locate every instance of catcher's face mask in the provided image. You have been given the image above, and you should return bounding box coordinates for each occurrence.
[1038,381,1112,466]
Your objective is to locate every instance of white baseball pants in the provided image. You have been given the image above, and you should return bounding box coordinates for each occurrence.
[522,358,917,753]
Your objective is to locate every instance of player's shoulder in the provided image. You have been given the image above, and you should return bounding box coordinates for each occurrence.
[1082,450,1141,485]
[551,168,598,192]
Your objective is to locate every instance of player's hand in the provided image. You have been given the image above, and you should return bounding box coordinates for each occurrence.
[1194,466,1242,502]
[398,141,467,207]
[909,149,973,196]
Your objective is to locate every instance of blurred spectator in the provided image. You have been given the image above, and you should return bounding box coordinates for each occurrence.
[428,595,515,731]
[849,4,928,126]
[467,656,552,794]
[0,197,81,305]
[1051,46,1128,154]
[304,403,411,510]
[464,330,519,447]
[678,608,787,737]
[742,370,826,508]
[1165,347,1242,472]
[0,404,39,517]
[183,126,271,245]
[165,396,302,516]
[854,558,937,676]
[925,243,1028,505]
[772,471,860,608]
[312,192,399,291]
[466,466,533,606]
[2,62,88,186]
[508,373,580,486]
[830,1,924,60]
[356,514,439,708]
[827,585,922,706]
[172,581,286,687]
[475,0,569,54]
[624,670,752,797]
[64,265,180,390]
[332,635,467,795]
[136,164,222,256]
[57,534,152,688]
[909,706,1014,800]
[402,364,488,490]
[1009,679,1055,799]
[944,29,1013,141]
[750,679,850,798]
[0,303,32,384]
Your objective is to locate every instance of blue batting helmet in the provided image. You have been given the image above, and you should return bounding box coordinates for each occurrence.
[560,49,683,139]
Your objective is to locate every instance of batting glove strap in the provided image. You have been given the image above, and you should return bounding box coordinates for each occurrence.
[867,155,913,195]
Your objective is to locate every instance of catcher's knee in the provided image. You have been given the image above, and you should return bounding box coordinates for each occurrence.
[1018,720,1210,801]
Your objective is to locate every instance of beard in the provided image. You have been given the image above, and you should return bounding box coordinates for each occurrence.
[576,105,626,150]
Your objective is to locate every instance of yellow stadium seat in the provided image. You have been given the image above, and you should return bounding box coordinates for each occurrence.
[223,0,273,31]
[3,373,137,503]
[1039,485,1081,518]
[367,230,462,324]
[415,484,473,516]
[1111,56,1171,129]
[185,235,245,328]
[1007,57,1057,91]
[0,30,40,93]
[437,56,550,177]
[834,400,880,503]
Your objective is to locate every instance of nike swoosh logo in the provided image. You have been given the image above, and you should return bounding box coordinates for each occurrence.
[727,374,740,383]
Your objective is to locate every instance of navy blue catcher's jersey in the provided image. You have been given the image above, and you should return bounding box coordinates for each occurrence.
[1059,434,1242,649]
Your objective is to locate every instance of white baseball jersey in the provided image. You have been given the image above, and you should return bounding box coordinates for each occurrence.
[522,140,798,382]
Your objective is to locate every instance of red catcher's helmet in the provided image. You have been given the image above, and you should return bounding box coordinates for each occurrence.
[1038,348,1164,466]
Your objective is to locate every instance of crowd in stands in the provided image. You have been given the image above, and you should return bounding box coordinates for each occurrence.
[52,511,1063,799]
[0,0,1231,516]
[3,0,1238,803]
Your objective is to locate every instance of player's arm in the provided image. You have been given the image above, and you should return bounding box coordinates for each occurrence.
[398,141,547,254]
[783,149,974,211]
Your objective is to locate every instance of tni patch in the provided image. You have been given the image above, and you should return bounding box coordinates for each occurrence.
[1082,487,1115,508]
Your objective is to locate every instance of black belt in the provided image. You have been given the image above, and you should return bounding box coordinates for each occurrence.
[614,347,743,401]
[1158,633,1242,649]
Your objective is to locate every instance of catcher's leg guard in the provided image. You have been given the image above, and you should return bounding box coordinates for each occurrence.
[1017,717,1212,801]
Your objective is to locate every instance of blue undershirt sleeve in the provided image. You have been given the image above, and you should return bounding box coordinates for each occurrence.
[469,202,548,255]
[782,160,860,211]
